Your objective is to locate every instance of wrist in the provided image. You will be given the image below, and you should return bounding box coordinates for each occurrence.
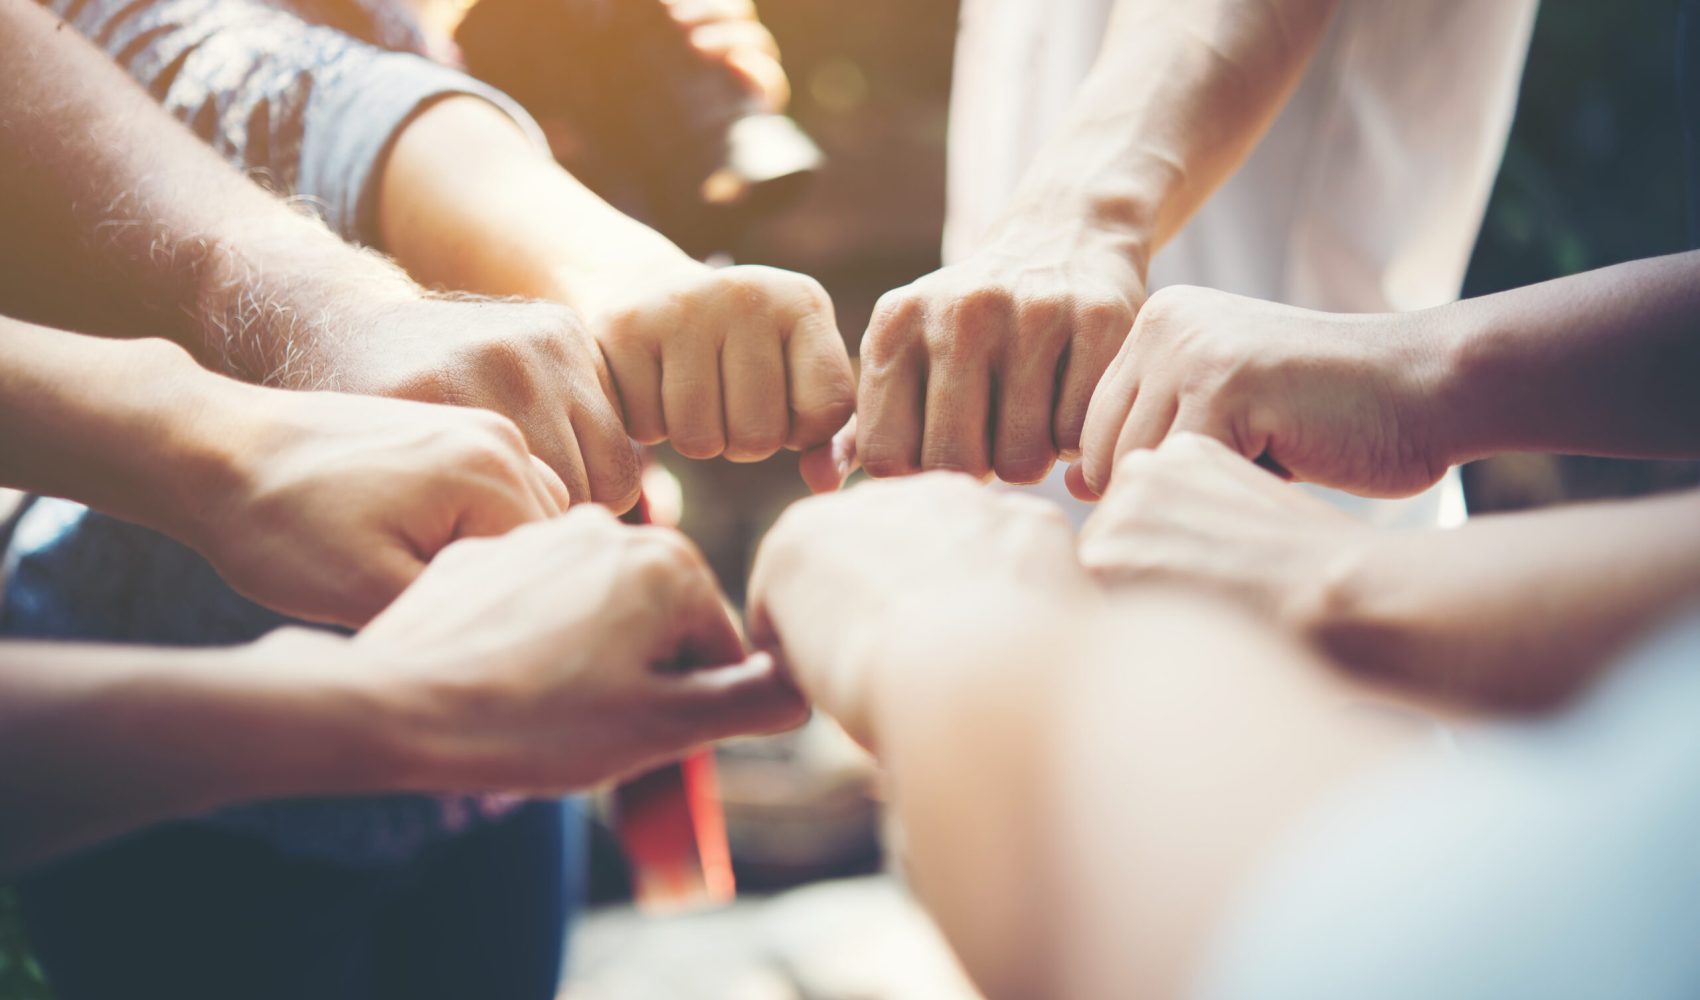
[230,628,419,797]
[73,339,251,543]
[983,209,1151,299]
[541,237,704,319]
[1282,529,1417,684]
[1420,299,1504,467]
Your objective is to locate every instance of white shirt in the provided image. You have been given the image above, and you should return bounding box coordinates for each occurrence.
[948,0,1538,527]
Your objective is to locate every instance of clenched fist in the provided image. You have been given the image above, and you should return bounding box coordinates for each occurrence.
[852,228,1145,485]
[1072,286,1453,502]
[356,507,809,792]
[579,260,856,484]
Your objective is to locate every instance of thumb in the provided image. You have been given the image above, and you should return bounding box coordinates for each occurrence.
[664,652,809,742]
[798,416,858,493]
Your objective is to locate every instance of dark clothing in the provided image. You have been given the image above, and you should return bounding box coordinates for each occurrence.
[19,800,582,1000]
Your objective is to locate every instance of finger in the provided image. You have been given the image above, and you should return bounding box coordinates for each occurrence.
[921,354,993,479]
[601,341,667,446]
[656,547,751,673]
[1078,346,1141,496]
[783,301,856,452]
[992,331,1065,484]
[1055,319,1132,462]
[537,411,594,506]
[722,321,789,462]
[1063,462,1100,502]
[662,652,810,742]
[1111,383,1179,464]
[456,476,549,539]
[661,331,727,460]
[798,418,857,493]
[857,310,925,478]
[568,379,643,512]
[687,18,779,55]
[527,454,570,516]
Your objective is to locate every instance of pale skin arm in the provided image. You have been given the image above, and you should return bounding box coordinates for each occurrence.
[746,475,1415,998]
[377,96,855,486]
[1,510,806,876]
[1075,253,1700,499]
[1079,434,1700,711]
[851,0,1340,485]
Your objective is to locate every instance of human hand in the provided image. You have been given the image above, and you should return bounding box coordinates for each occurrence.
[1078,433,1378,628]
[578,258,855,487]
[182,383,568,629]
[1071,286,1453,502]
[318,295,643,512]
[746,473,1090,746]
[851,226,1145,486]
[664,0,791,112]
[356,507,808,793]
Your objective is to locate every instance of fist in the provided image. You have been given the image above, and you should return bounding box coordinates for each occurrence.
[1073,285,1452,502]
[747,473,1088,744]
[198,387,568,628]
[855,238,1144,485]
[360,507,809,792]
[1078,433,1376,626]
[587,262,855,479]
[325,296,642,512]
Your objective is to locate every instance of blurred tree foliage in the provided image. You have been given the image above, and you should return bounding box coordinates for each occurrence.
[0,890,51,1000]
[1462,0,1700,509]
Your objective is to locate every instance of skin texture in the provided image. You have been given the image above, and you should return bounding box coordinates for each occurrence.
[1080,435,1700,711]
[845,0,1341,487]
[747,475,1414,998]
[1073,253,1700,499]
[0,0,637,509]
[0,509,806,876]
[377,95,854,490]
[0,321,571,627]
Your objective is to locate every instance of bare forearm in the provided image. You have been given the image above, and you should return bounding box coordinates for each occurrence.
[377,96,693,312]
[995,0,1339,258]
[0,631,398,875]
[0,320,249,541]
[0,0,416,381]
[1311,489,1700,709]
[850,587,1408,998]
[1432,252,1700,464]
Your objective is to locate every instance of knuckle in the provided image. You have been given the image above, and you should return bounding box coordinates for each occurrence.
[1016,294,1072,336]
[943,287,1015,353]
[1075,296,1136,337]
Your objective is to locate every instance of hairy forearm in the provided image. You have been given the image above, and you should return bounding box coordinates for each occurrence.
[847,585,1407,998]
[377,96,693,312]
[994,0,1339,262]
[1432,252,1700,463]
[0,630,398,875]
[1309,489,1700,710]
[0,0,416,382]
